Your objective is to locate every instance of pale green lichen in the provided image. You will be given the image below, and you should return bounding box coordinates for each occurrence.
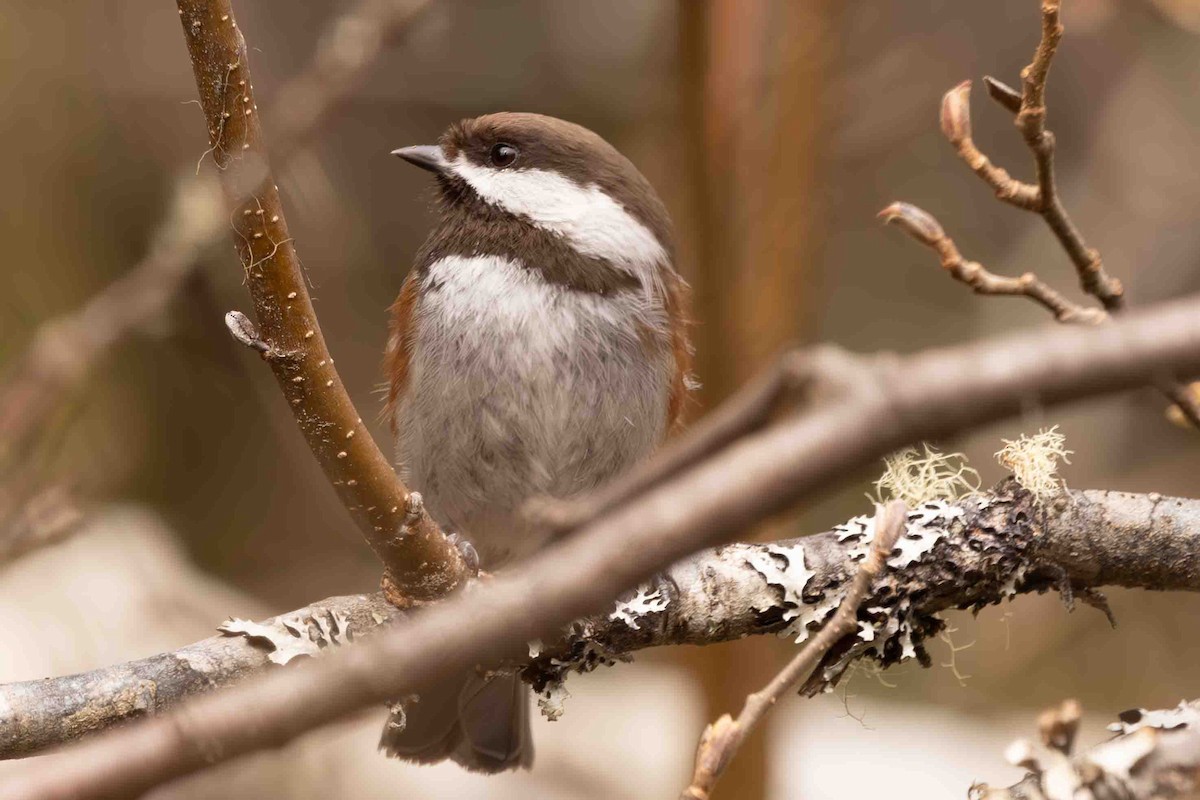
[871,444,980,506]
[995,427,1072,502]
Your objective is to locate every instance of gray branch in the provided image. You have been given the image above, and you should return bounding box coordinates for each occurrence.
[3,485,1196,759]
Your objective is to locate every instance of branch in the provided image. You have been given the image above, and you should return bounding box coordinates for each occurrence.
[935,0,1200,428]
[972,700,1200,799]
[7,290,1200,796]
[174,0,465,601]
[942,2,1123,311]
[0,0,434,564]
[679,501,909,800]
[3,485,1199,762]
[879,202,1105,325]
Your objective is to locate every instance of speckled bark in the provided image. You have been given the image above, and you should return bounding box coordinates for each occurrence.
[0,594,400,758]
[3,486,1197,759]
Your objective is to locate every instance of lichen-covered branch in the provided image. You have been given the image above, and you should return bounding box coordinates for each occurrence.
[174,0,465,600]
[679,501,909,800]
[972,700,1200,799]
[7,292,1200,799]
[4,486,1199,766]
[0,594,401,759]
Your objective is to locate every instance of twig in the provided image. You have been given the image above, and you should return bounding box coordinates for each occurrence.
[943,2,1124,311]
[879,202,1105,325]
[931,0,1200,427]
[174,0,465,602]
[6,293,1200,798]
[5,486,1199,758]
[680,501,908,800]
[972,700,1200,800]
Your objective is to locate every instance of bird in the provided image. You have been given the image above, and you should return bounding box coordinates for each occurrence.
[380,112,693,773]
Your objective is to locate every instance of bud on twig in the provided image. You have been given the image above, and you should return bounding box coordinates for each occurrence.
[983,75,1023,114]
[878,202,945,247]
[940,80,973,145]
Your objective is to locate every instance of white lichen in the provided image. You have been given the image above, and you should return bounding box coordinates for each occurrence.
[608,584,669,631]
[536,681,572,721]
[871,444,980,506]
[218,606,352,665]
[1108,701,1198,735]
[995,426,1072,502]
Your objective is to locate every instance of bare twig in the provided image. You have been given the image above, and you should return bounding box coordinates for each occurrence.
[174,0,464,602]
[5,486,1199,760]
[972,700,1200,800]
[879,202,1105,324]
[6,293,1200,798]
[931,0,1200,427]
[944,1,1123,311]
[680,501,908,800]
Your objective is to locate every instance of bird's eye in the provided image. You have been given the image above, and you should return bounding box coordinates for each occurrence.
[489,142,519,168]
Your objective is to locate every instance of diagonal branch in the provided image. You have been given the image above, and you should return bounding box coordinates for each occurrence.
[174,0,465,601]
[0,0,435,566]
[6,293,1200,798]
[679,501,909,800]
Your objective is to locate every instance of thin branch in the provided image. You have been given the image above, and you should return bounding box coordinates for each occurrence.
[7,294,1200,798]
[933,1,1200,428]
[173,0,464,601]
[680,501,908,800]
[942,1,1124,311]
[0,0,435,563]
[879,201,1105,325]
[972,700,1200,799]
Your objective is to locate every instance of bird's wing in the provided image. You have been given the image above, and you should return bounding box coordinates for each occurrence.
[383,270,421,433]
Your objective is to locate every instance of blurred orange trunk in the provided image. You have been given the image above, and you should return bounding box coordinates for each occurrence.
[676,1,837,797]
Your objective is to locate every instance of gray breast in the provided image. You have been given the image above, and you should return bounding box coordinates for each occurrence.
[394,254,672,566]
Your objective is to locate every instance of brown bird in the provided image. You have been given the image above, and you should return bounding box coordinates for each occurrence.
[382,112,693,772]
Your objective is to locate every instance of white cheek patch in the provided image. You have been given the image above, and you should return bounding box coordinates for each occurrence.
[447,154,667,285]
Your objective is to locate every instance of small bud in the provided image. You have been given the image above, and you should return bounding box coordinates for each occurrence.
[878,202,945,247]
[224,310,271,355]
[983,75,1023,114]
[940,80,973,144]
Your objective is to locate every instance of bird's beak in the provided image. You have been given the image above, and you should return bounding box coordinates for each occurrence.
[391,145,448,174]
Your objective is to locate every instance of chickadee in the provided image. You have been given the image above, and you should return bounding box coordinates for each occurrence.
[381,112,693,772]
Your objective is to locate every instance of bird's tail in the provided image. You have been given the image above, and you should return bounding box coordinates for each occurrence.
[379,670,533,774]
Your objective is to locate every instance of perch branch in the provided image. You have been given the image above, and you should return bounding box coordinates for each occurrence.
[679,501,908,800]
[3,485,1200,762]
[7,293,1200,798]
[174,0,464,601]
[972,700,1200,799]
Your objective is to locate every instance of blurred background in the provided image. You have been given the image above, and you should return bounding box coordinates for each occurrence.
[1,1,1199,797]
